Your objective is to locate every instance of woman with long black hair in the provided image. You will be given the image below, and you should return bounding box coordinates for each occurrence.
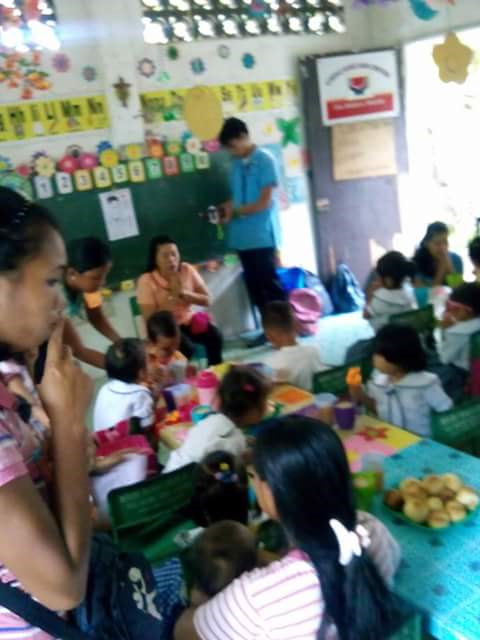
[413,222,463,287]
[176,416,400,640]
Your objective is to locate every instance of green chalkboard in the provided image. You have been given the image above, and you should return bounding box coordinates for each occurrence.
[38,153,231,285]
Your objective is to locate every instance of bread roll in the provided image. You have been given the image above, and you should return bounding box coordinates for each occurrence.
[445,500,467,523]
[400,478,422,493]
[456,487,479,511]
[427,497,443,512]
[403,498,429,524]
[428,510,450,529]
[422,475,444,496]
[402,485,428,501]
[443,473,463,493]
[439,488,456,503]
[384,490,404,512]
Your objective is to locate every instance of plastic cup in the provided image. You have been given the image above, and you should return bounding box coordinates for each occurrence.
[334,401,356,431]
[196,371,219,407]
[314,393,337,425]
[361,453,385,492]
[352,471,377,511]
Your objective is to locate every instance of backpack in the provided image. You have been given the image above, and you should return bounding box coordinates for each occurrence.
[289,288,322,336]
[329,264,365,314]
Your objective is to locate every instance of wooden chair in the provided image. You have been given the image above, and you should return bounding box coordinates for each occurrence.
[129,296,146,339]
[108,463,198,565]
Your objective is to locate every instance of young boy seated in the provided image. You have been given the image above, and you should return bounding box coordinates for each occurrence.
[261,301,325,391]
[93,338,154,432]
[188,521,257,606]
[146,311,189,389]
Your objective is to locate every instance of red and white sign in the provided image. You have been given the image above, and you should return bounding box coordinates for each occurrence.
[317,50,400,126]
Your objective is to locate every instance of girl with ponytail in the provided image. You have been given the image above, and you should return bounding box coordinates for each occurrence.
[176,415,400,640]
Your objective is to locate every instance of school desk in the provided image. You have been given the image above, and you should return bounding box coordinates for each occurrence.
[373,440,480,640]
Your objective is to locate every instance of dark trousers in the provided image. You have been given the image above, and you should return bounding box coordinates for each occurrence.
[238,248,286,314]
[180,322,223,366]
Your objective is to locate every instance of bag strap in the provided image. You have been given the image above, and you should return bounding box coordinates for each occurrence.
[0,582,87,640]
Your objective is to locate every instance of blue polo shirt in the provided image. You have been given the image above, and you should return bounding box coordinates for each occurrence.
[228,147,281,251]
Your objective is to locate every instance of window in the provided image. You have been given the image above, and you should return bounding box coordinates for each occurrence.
[141,0,345,44]
[0,0,59,51]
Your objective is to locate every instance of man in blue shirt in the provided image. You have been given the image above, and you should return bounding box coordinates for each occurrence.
[219,118,286,346]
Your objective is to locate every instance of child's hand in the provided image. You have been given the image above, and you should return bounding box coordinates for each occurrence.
[348,384,364,404]
[440,313,456,329]
[363,307,372,320]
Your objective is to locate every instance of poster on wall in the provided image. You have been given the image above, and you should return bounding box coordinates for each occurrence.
[317,50,400,126]
[99,189,139,241]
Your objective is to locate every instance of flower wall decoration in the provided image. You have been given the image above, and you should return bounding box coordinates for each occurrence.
[0,49,51,99]
[432,32,474,84]
[242,53,255,69]
[58,155,79,174]
[185,137,202,155]
[166,140,182,156]
[52,53,71,73]
[191,58,206,75]
[32,152,56,177]
[138,57,156,78]
[82,66,97,82]
[217,45,230,59]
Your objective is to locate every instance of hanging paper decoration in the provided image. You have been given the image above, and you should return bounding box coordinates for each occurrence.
[129,161,146,183]
[163,156,180,176]
[57,155,79,174]
[93,166,112,189]
[125,144,143,161]
[99,148,119,168]
[32,152,56,177]
[166,140,182,156]
[217,45,230,59]
[0,155,13,173]
[33,175,53,199]
[138,58,156,78]
[52,53,71,73]
[55,172,74,195]
[408,0,439,20]
[111,164,128,184]
[145,158,162,179]
[203,139,220,153]
[78,152,98,170]
[184,86,223,141]
[432,32,474,84]
[147,138,164,159]
[82,65,97,82]
[191,58,206,75]
[276,117,300,147]
[0,49,51,99]
[74,169,93,191]
[242,53,256,69]
[113,76,132,107]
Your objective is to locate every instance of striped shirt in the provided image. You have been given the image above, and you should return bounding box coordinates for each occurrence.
[194,512,400,640]
[0,381,53,640]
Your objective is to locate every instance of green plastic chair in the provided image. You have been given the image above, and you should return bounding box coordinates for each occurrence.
[129,296,146,339]
[313,359,372,397]
[389,613,423,640]
[108,463,198,565]
[431,398,480,454]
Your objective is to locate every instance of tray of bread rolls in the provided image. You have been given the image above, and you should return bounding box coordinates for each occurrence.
[383,473,479,530]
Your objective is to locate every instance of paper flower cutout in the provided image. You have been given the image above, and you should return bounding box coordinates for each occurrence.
[276,117,300,147]
[242,53,255,69]
[97,140,113,153]
[58,155,78,174]
[166,140,182,156]
[191,58,206,75]
[185,137,202,154]
[82,65,97,82]
[157,70,170,82]
[147,138,164,159]
[432,33,474,84]
[167,46,179,61]
[357,426,389,442]
[408,0,438,19]
[0,155,13,173]
[16,164,31,178]
[99,149,119,168]
[78,152,98,169]
[52,53,71,73]
[33,153,56,178]
[125,144,143,161]
[138,58,156,78]
[217,45,230,59]
[203,139,220,153]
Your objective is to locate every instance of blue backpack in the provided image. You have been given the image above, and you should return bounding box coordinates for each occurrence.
[329,263,365,314]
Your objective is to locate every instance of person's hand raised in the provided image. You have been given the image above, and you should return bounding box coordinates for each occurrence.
[38,321,93,429]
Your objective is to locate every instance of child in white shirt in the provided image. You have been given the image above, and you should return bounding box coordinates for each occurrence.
[365,251,417,332]
[164,366,268,473]
[93,338,154,432]
[351,324,452,437]
[261,301,325,391]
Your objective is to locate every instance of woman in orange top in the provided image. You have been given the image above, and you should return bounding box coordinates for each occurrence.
[137,235,223,365]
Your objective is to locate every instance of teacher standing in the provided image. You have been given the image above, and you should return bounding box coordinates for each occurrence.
[219,118,286,348]
[137,235,223,365]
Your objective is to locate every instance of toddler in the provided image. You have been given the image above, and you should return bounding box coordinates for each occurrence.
[164,366,268,473]
[146,311,188,390]
[351,324,452,437]
[187,451,250,527]
[262,301,325,391]
[365,251,417,332]
[93,338,154,432]
[188,521,257,606]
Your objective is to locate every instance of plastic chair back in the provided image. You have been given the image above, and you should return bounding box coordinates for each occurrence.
[313,359,372,397]
[391,305,435,336]
[108,463,198,564]
[431,399,480,453]
[129,296,146,339]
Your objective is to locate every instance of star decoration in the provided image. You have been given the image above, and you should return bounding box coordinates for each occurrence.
[276,117,300,147]
[432,32,473,84]
[357,426,389,442]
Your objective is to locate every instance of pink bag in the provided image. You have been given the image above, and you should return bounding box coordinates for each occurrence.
[190,311,211,335]
[289,288,323,336]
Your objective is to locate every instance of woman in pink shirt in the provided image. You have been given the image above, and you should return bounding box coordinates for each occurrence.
[176,416,401,640]
[137,235,223,365]
[0,187,92,639]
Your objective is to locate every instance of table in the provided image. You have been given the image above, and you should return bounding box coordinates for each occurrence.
[374,440,480,640]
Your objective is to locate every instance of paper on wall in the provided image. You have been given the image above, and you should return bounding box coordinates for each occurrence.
[99,188,139,241]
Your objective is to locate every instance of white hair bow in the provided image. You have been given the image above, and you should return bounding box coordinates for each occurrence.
[329,519,371,566]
